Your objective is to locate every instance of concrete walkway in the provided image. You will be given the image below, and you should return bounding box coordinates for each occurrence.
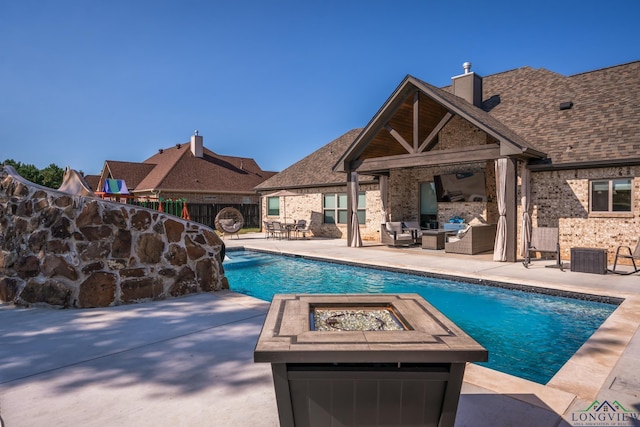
[1,234,639,426]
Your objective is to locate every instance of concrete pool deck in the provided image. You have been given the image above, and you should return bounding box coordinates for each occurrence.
[1,233,639,426]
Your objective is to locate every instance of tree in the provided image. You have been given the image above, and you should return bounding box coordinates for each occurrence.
[41,164,64,189]
[2,159,64,189]
[17,163,42,184]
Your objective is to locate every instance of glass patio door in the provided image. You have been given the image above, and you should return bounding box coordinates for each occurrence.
[420,182,438,229]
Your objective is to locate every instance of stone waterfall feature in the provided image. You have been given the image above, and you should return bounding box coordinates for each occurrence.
[0,166,227,308]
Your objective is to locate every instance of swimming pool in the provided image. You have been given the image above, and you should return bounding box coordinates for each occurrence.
[224,250,617,384]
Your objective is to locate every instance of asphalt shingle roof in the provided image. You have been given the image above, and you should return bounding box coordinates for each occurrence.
[480,61,640,164]
[106,142,276,194]
[412,76,545,157]
[255,129,367,191]
[103,161,156,190]
[332,60,640,185]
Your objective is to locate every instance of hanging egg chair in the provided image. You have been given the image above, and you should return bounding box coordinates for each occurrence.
[214,207,244,239]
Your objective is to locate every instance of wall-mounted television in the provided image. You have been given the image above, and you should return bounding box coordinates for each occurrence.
[434,171,487,202]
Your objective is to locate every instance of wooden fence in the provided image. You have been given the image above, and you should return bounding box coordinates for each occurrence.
[129,200,260,229]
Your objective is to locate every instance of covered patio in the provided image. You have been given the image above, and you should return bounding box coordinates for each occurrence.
[333,71,546,262]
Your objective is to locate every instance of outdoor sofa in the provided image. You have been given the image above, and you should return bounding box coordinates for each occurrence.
[445,223,497,255]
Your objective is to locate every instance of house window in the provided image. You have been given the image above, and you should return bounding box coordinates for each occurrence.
[323,193,366,224]
[590,179,632,212]
[267,196,280,216]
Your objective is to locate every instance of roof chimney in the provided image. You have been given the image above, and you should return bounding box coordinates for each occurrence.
[452,62,483,107]
[190,130,203,158]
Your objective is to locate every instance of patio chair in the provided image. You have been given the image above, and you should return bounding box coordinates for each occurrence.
[381,222,415,247]
[402,221,423,244]
[293,219,312,240]
[522,227,563,270]
[214,207,244,240]
[271,221,288,240]
[610,240,640,275]
[263,221,274,239]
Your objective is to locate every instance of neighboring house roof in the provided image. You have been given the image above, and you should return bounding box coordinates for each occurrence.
[101,141,276,195]
[134,144,276,194]
[83,174,100,192]
[255,128,376,191]
[102,161,156,190]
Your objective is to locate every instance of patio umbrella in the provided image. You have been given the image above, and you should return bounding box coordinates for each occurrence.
[265,190,301,222]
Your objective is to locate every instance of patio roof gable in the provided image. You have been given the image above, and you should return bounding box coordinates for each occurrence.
[333,75,546,173]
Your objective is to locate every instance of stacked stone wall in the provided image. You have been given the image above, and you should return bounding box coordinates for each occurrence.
[0,167,227,308]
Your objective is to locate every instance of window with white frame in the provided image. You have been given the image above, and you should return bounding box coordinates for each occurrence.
[323,192,366,224]
[267,196,280,216]
[590,179,632,212]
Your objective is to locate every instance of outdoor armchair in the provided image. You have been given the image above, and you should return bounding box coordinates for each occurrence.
[381,222,416,247]
[445,223,497,255]
[402,221,424,244]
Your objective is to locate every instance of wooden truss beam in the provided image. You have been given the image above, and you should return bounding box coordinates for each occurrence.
[418,112,453,153]
[354,144,500,173]
[384,124,414,154]
[413,92,419,152]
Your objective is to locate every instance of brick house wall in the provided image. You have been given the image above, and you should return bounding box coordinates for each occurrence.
[261,183,382,240]
[389,161,498,226]
[529,166,640,263]
[262,117,503,242]
[387,115,500,227]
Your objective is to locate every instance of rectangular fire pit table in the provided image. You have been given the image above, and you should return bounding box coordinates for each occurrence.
[254,294,488,427]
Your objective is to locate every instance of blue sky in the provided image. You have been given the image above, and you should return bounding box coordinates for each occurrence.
[1,0,638,175]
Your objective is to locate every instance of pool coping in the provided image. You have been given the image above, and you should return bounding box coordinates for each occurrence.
[226,242,640,418]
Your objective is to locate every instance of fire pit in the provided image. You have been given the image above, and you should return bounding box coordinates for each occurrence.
[254,294,487,427]
[311,305,407,331]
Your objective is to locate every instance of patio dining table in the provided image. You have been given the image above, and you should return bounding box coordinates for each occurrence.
[281,222,298,240]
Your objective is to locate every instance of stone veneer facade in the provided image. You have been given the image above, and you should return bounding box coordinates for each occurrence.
[0,167,227,308]
[530,166,640,263]
[261,183,383,241]
[389,160,498,226]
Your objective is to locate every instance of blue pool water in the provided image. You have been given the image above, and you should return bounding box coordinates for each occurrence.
[224,250,617,384]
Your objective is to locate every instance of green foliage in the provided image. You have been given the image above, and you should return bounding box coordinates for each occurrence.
[41,164,65,188]
[2,159,65,189]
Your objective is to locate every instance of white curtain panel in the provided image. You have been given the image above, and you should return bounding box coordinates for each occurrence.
[493,158,508,261]
[349,171,363,247]
[379,175,389,223]
[520,166,532,258]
